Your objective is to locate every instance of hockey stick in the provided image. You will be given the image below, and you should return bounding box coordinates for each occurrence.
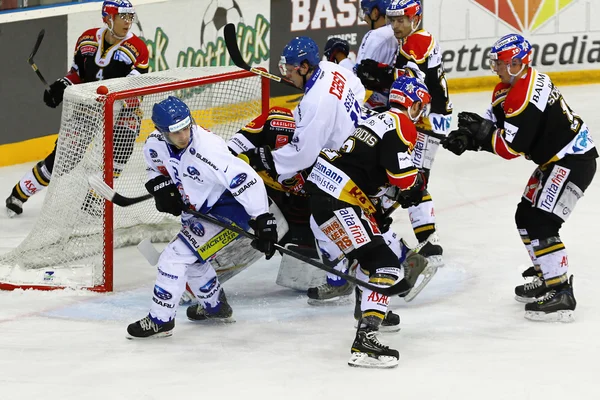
[223,23,302,92]
[88,176,408,296]
[27,29,51,91]
[88,175,153,206]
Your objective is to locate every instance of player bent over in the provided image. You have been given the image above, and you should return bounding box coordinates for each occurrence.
[305,75,432,367]
[6,0,148,217]
[127,96,277,339]
[443,34,597,322]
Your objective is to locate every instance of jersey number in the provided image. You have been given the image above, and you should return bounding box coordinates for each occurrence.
[320,138,356,161]
[96,69,104,81]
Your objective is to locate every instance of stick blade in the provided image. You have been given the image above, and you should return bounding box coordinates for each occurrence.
[28,29,45,64]
[223,23,249,71]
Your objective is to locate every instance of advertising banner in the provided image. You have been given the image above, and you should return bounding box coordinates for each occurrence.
[425,0,600,78]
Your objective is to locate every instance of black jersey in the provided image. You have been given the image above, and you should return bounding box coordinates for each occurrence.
[307,109,420,214]
[482,68,597,166]
[228,107,296,155]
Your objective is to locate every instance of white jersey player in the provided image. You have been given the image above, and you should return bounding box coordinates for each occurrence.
[127,96,278,339]
[356,0,398,110]
[323,37,355,72]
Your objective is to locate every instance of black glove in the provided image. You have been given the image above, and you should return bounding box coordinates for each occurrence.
[248,212,278,260]
[43,78,71,108]
[145,175,184,216]
[442,128,478,156]
[457,111,496,142]
[356,59,395,92]
[373,206,393,234]
[395,171,427,209]
[240,146,275,173]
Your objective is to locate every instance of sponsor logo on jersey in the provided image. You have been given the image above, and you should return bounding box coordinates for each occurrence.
[152,297,175,308]
[275,134,289,148]
[432,115,452,134]
[158,268,178,280]
[334,208,371,249]
[153,285,173,300]
[232,178,257,197]
[43,271,55,282]
[197,228,239,260]
[187,166,200,176]
[199,277,217,293]
[573,128,590,153]
[539,165,570,212]
[271,120,295,130]
[553,181,582,220]
[189,221,205,237]
[319,216,354,252]
[329,71,347,100]
[157,165,168,176]
[230,173,248,189]
[149,149,158,158]
[195,153,218,170]
[182,229,200,249]
[80,44,97,56]
[189,147,196,155]
[412,133,426,167]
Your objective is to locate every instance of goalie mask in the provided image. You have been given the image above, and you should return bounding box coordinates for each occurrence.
[389,75,431,121]
[152,96,193,148]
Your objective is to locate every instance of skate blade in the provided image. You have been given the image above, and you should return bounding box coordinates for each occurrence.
[187,316,236,324]
[6,208,19,218]
[514,295,540,304]
[403,263,439,302]
[348,352,398,368]
[524,310,575,323]
[307,294,353,306]
[353,320,401,333]
[126,330,173,340]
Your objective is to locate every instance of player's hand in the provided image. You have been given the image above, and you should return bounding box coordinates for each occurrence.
[239,146,275,173]
[442,128,478,155]
[145,175,184,216]
[457,112,495,141]
[373,206,393,233]
[395,171,427,209]
[249,213,278,260]
[356,59,394,92]
[43,78,71,108]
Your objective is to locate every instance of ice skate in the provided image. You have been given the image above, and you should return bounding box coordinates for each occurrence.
[348,323,399,368]
[402,249,437,302]
[353,287,400,333]
[515,266,548,303]
[306,280,354,305]
[5,194,23,218]
[415,232,444,268]
[186,290,235,323]
[525,276,576,323]
[126,315,175,339]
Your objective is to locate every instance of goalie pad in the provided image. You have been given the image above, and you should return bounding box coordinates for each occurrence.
[275,243,326,291]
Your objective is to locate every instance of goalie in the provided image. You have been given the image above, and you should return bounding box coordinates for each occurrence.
[126,96,279,339]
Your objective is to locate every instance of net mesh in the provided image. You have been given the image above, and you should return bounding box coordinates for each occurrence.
[0,67,265,290]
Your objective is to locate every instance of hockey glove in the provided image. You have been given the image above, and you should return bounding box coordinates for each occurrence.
[395,171,427,209]
[356,59,395,92]
[145,175,184,216]
[240,146,275,174]
[43,78,71,108]
[373,205,393,234]
[442,128,479,156]
[249,213,278,260]
[457,111,496,142]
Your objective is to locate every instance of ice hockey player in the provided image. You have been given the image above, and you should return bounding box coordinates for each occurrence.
[305,74,432,368]
[356,0,452,268]
[355,0,398,110]
[5,0,148,217]
[442,34,597,323]
[126,96,278,339]
[240,36,366,303]
[323,37,355,72]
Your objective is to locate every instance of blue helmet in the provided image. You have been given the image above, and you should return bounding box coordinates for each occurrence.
[386,0,422,18]
[152,96,192,135]
[323,37,350,62]
[361,0,392,16]
[490,34,532,66]
[280,37,320,68]
[102,0,135,19]
[389,75,431,113]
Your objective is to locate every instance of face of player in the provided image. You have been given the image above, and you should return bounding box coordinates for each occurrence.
[388,15,420,41]
[490,58,525,85]
[281,63,310,89]
[360,7,379,27]
[168,125,192,149]
[108,13,134,39]
[408,101,426,121]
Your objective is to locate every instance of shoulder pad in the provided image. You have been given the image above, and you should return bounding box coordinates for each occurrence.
[400,30,435,64]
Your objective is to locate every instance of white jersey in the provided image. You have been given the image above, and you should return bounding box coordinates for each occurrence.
[356,24,398,110]
[339,57,355,72]
[272,61,366,176]
[143,125,269,218]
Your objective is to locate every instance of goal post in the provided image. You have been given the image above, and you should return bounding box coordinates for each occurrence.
[0,67,270,292]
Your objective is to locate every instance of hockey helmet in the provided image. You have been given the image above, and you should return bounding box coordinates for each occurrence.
[102,0,135,22]
[389,75,431,120]
[360,0,392,17]
[152,96,193,136]
[323,37,350,62]
[489,34,532,71]
[279,37,320,75]
[386,0,422,18]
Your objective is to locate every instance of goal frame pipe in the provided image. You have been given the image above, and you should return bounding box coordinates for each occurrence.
[0,69,269,293]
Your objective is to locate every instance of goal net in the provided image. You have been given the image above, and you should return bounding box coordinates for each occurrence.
[0,67,269,292]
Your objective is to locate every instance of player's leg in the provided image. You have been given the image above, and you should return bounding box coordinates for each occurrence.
[5,141,56,217]
[522,158,596,322]
[186,260,234,323]
[127,237,196,339]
